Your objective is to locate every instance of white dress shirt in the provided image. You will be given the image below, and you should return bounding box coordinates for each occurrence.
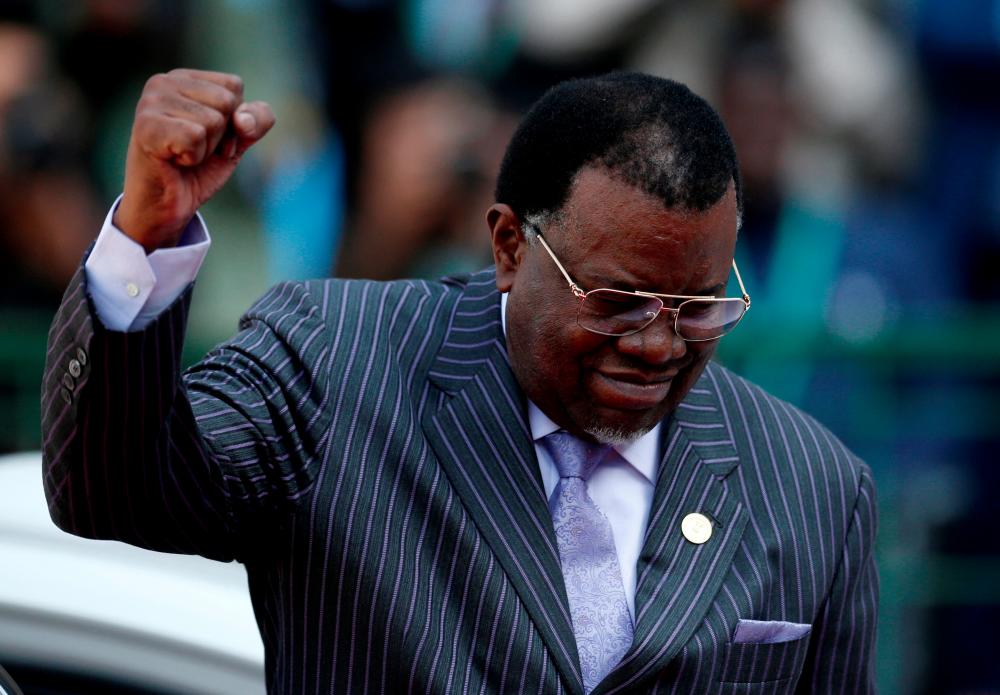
[85,201,661,619]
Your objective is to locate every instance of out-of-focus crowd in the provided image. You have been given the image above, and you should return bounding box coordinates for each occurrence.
[1,1,998,693]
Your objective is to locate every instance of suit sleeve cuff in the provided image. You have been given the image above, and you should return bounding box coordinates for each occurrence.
[84,196,211,331]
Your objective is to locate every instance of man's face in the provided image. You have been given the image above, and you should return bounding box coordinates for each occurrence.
[494,166,739,443]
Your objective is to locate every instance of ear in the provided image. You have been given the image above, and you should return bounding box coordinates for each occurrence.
[487,203,527,293]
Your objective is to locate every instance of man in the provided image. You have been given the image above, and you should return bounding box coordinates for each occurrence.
[42,69,878,694]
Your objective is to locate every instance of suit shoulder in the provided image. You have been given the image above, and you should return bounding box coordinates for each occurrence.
[235,276,467,372]
[239,276,463,331]
[703,362,869,488]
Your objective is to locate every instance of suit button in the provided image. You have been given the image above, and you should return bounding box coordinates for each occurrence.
[68,359,82,378]
[62,374,74,391]
[76,347,88,366]
[60,388,72,405]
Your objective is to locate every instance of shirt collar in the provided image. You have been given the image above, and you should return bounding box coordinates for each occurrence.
[501,293,659,485]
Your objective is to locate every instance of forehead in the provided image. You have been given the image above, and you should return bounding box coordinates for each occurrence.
[553,167,738,288]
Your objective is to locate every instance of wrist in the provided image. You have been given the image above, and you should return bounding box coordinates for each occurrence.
[113,201,188,254]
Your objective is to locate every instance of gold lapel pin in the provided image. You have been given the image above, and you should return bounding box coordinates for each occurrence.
[681,512,713,544]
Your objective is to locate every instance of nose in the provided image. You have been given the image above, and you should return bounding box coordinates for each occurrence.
[614,308,687,365]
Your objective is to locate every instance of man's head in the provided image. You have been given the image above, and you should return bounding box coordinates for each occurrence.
[488,72,743,443]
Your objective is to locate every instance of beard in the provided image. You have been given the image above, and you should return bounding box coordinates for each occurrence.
[583,421,652,447]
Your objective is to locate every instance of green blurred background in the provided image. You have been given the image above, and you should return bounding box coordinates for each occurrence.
[1,0,998,692]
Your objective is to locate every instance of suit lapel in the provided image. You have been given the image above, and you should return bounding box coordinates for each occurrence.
[422,269,584,695]
[595,364,748,694]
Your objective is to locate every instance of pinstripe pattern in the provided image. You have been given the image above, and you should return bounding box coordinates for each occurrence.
[42,264,877,694]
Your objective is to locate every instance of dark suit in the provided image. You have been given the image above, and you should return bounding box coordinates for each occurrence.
[42,265,877,694]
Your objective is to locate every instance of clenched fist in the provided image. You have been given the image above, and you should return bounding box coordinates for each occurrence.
[114,69,275,252]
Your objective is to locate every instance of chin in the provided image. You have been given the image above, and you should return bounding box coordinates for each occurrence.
[575,374,689,443]
[583,424,650,446]
[576,403,665,445]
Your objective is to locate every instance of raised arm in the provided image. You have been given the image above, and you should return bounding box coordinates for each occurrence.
[39,70,321,563]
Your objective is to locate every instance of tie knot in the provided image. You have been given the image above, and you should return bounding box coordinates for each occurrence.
[541,431,611,480]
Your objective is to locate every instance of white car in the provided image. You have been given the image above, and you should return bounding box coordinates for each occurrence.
[0,452,265,695]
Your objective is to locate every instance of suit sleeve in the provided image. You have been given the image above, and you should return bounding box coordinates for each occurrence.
[796,462,880,694]
[41,265,332,562]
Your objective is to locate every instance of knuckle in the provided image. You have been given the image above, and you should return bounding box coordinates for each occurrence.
[222,91,239,112]
[181,121,207,146]
[144,73,167,92]
[136,89,163,111]
[190,121,208,140]
[206,108,226,130]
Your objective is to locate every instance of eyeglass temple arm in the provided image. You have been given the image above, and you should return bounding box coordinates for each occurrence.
[535,233,587,299]
[732,260,751,308]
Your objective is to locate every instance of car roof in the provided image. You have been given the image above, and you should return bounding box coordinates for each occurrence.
[0,452,265,695]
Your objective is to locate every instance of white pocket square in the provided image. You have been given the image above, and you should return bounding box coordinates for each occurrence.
[733,619,812,644]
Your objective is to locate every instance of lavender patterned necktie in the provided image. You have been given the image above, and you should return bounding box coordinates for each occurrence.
[542,431,634,693]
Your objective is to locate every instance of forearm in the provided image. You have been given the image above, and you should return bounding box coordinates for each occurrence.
[41,266,237,560]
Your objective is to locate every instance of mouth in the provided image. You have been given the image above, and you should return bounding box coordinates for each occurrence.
[588,370,677,410]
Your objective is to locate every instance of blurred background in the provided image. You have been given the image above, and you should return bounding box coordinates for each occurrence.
[0,0,998,693]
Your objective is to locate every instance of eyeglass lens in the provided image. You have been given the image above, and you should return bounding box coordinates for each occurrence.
[675,298,746,340]
[578,290,746,340]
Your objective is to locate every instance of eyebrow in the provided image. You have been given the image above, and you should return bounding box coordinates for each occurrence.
[596,277,727,298]
[695,282,727,296]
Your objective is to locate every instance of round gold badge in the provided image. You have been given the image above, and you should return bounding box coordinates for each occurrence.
[681,512,713,544]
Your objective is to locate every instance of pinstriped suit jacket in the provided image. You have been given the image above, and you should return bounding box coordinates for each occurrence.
[42,264,878,694]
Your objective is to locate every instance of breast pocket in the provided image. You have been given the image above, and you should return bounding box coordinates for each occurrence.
[718,632,811,689]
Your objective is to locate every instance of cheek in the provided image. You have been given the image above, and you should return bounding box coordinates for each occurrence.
[509,287,608,382]
[687,341,718,365]
[539,320,593,377]
[535,318,608,388]
[510,304,573,377]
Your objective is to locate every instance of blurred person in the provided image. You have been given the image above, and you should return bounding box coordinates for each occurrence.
[0,17,103,455]
[511,0,921,192]
[26,0,191,200]
[55,0,188,111]
[336,78,516,279]
[711,29,954,486]
[42,69,877,693]
[306,0,520,282]
[307,0,422,218]
[0,20,100,310]
[711,33,849,406]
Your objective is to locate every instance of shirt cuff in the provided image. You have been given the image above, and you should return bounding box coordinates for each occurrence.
[84,196,211,331]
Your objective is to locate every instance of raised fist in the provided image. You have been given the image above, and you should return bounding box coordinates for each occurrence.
[114,69,275,252]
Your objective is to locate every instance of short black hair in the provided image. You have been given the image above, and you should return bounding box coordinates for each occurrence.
[495,72,742,224]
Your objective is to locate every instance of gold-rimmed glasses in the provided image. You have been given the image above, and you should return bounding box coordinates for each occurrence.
[532,230,751,341]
